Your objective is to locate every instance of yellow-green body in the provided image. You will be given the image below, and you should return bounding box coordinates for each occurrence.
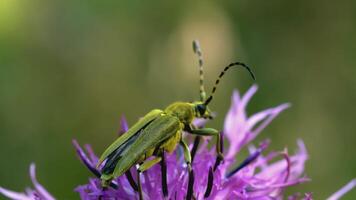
[92,40,255,200]
[97,101,210,184]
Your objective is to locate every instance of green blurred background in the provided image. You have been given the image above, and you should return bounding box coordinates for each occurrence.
[0,0,355,199]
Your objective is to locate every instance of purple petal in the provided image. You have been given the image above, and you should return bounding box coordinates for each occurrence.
[327,179,356,200]
[303,193,313,200]
[248,103,290,138]
[72,139,101,178]
[256,140,308,181]
[224,84,289,160]
[289,140,308,179]
[226,140,270,178]
[84,144,98,164]
[240,84,258,110]
[224,85,258,137]
[225,102,289,160]
[266,177,311,189]
[224,90,249,159]
[120,115,129,135]
[249,151,291,190]
[29,163,56,200]
[0,187,32,200]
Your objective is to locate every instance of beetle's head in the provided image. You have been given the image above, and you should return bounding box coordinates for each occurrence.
[193,101,213,119]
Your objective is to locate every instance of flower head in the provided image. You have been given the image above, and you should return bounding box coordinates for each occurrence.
[1,85,355,200]
[73,85,310,199]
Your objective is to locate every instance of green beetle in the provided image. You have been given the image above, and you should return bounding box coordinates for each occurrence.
[96,40,255,199]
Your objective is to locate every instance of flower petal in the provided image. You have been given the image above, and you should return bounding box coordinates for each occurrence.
[224,84,289,161]
[327,179,356,200]
[72,139,101,178]
[0,187,32,200]
[240,84,258,110]
[29,163,56,200]
[256,140,308,181]
[119,115,129,135]
[247,103,290,136]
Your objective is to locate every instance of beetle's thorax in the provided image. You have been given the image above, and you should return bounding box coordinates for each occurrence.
[164,102,195,125]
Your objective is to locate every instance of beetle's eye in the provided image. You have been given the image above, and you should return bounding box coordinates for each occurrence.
[196,104,206,116]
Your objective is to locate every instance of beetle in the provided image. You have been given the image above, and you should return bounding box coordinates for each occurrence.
[96,40,255,199]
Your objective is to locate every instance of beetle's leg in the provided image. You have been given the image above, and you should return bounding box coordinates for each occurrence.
[184,124,202,164]
[100,175,113,189]
[136,157,162,200]
[136,168,143,200]
[179,140,192,170]
[160,151,168,197]
[125,170,138,191]
[190,136,201,164]
[180,140,195,200]
[188,127,218,136]
[213,132,224,171]
[138,157,162,172]
[188,128,224,170]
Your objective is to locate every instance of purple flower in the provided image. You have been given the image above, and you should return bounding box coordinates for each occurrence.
[1,84,355,200]
[0,163,55,200]
[73,84,309,199]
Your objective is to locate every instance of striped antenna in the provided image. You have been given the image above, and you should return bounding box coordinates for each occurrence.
[204,62,255,106]
[192,40,206,101]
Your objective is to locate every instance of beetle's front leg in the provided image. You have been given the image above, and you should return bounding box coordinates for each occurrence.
[187,127,224,170]
[179,140,192,171]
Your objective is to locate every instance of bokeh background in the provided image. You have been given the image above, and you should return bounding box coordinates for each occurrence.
[0,0,355,199]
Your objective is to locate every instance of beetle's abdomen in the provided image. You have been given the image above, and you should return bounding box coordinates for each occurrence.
[161,129,182,153]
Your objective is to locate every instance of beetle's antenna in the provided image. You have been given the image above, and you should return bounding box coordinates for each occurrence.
[204,62,255,106]
[193,40,206,101]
